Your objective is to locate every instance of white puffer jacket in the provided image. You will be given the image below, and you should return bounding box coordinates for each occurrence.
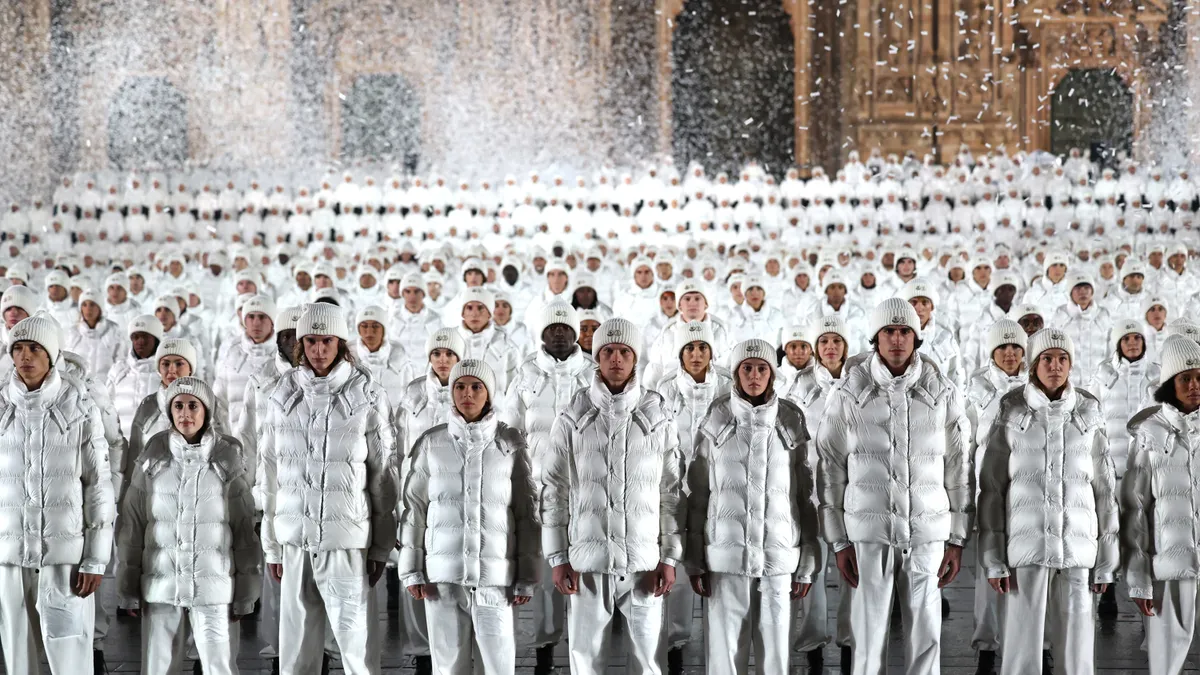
[233,355,293,511]
[541,375,685,574]
[1052,302,1113,382]
[964,364,1027,496]
[1122,404,1200,598]
[0,369,114,574]
[352,339,413,400]
[123,389,233,501]
[816,354,972,551]
[781,363,841,468]
[918,319,965,389]
[258,361,400,564]
[502,348,594,462]
[66,318,124,376]
[645,315,734,387]
[106,354,159,440]
[1089,355,1159,478]
[979,385,1118,582]
[386,303,443,370]
[59,350,127,500]
[687,393,820,581]
[400,370,454,454]
[398,412,539,595]
[962,303,1011,373]
[656,366,733,463]
[118,430,260,613]
[214,335,277,432]
[456,325,519,394]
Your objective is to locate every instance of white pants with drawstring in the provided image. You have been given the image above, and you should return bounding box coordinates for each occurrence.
[278,546,379,675]
[848,542,944,675]
[0,564,95,675]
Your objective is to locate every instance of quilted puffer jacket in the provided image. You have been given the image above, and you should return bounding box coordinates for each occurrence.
[1122,404,1200,599]
[386,303,443,370]
[455,325,519,394]
[123,389,231,502]
[687,393,820,581]
[816,354,971,552]
[979,384,1118,582]
[60,350,127,500]
[644,315,733,387]
[781,363,841,467]
[965,364,1027,497]
[1051,302,1113,382]
[1089,354,1159,477]
[917,319,965,390]
[258,361,400,564]
[502,348,594,463]
[399,370,454,454]
[540,374,685,574]
[962,303,1011,372]
[0,369,114,574]
[352,339,414,398]
[398,411,539,595]
[232,355,292,511]
[66,317,124,376]
[118,430,260,613]
[656,366,732,463]
[106,354,159,440]
[214,335,277,432]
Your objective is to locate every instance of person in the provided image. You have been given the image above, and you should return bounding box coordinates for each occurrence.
[963,319,1028,674]
[1122,336,1200,675]
[118,377,260,675]
[576,308,601,357]
[1052,271,1112,383]
[733,276,785,342]
[258,303,399,675]
[214,294,277,432]
[455,287,519,393]
[816,298,971,675]
[0,315,115,675]
[899,278,965,389]
[501,301,592,675]
[979,328,1118,675]
[540,317,684,675]
[687,338,821,674]
[67,289,124,376]
[399,360,538,675]
[386,271,443,370]
[350,305,413,394]
[654,320,732,673]
[777,323,813,390]
[106,314,164,440]
[644,281,733,387]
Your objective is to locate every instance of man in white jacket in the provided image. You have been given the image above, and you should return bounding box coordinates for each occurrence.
[386,271,444,372]
[816,297,971,675]
[214,294,277,432]
[900,278,965,390]
[455,287,519,393]
[541,317,684,675]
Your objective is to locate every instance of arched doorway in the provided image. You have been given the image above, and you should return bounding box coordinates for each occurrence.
[107,77,189,170]
[671,0,794,175]
[341,74,421,170]
[1050,69,1133,163]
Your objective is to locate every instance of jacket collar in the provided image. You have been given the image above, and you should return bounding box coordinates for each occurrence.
[730,390,778,429]
[586,371,641,421]
[447,409,504,452]
[423,366,451,410]
[355,339,392,363]
[1023,381,1077,413]
[168,429,216,463]
[535,346,587,376]
[6,368,63,408]
[299,360,352,396]
[868,352,922,391]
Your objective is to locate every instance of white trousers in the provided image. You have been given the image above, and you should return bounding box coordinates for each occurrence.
[0,564,95,675]
[665,561,694,649]
[278,546,380,675]
[567,572,665,675]
[1140,579,1200,675]
[401,584,431,655]
[260,570,341,659]
[703,573,792,674]
[792,563,830,652]
[141,603,239,675]
[424,584,516,675]
[999,567,1094,675]
[848,542,943,675]
[972,556,1001,651]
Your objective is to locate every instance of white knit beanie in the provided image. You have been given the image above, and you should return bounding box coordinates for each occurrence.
[1165,319,1200,343]
[675,320,715,355]
[821,270,849,291]
[1110,318,1146,350]
[1141,295,1169,315]
[540,302,580,336]
[1160,335,1200,385]
[576,308,602,325]
[128,314,164,341]
[297,303,348,340]
[1027,328,1075,368]
[450,359,496,398]
[743,275,767,293]
[425,327,466,359]
[1043,251,1070,274]
[1008,303,1043,322]
[1122,260,1148,279]
[43,270,68,290]
[153,294,178,316]
[9,315,60,365]
[899,278,939,306]
[156,338,198,372]
[460,287,495,315]
[870,297,922,340]
[675,280,707,304]
[241,294,278,325]
[1066,270,1094,290]
[779,324,810,349]
[1,285,38,316]
[730,338,777,376]
[276,306,303,332]
[384,265,407,284]
[104,272,128,292]
[592,317,641,360]
[807,314,850,347]
[165,376,215,417]
[544,258,570,276]
[356,305,387,329]
[986,319,1027,357]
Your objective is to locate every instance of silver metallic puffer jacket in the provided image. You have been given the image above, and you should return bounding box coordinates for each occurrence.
[979,385,1118,583]
[781,363,840,467]
[400,370,454,455]
[687,393,820,581]
[106,354,159,440]
[66,318,124,377]
[214,335,277,433]
[1052,302,1113,382]
[965,363,1028,496]
[258,361,400,564]
[503,347,593,463]
[918,319,965,390]
[456,325,520,394]
[386,303,443,370]
[60,350,127,501]
[816,354,972,552]
[1089,354,1159,477]
[352,339,414,398]
[1121,404,1200,599]
[656,366,732,463]
[540,374,685,574]
[0,370,114,574]
[233,355,292,512]
[118,430,260,613]
[398,412,539,595]
[123,388,231,502]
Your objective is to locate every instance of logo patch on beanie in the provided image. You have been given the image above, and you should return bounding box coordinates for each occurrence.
[1188,359,1200,368]
[689,325,703,333]
[554,310,567,318]
[310,321,327,332]
[891,316,905,324]
[435,334,447,342]
[1003,331,1018,341]
[824,319,837,327]
[745,344,761,354]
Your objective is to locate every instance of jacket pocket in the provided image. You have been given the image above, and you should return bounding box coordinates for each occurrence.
[38,584,86,640]
[472,586,514,637]
[626,582,663,640]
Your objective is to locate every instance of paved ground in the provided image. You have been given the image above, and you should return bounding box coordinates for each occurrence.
[77,549,1196,673]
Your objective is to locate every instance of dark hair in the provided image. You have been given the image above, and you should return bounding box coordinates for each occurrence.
[869,334,925,352]
[293,337,356,370]
[1154,381,1181,408]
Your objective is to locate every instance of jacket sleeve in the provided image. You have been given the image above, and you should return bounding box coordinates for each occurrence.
[793,430,822,584]
[1090,424,1119,585]
[227,468,263,616]
[258,403,282,564]
[943,388,973,546]
[510,434,541,597]
[979,419,1012,579]
[86,377,126,501]
[365,390,400,563]
[396,437,431,587]
[116,465,148,607]
[657,414,685,567]
[80,402,116,575]
[815,391,852,552]
[1120,430,1155,599]
[540,415,573,567]
[685,428,711,575]
[233,379,260,511]
[122,403,147,505]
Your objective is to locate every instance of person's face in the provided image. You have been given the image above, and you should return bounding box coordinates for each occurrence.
[994,284,1016,308]
[1146,305,1167,330]
[729,283,744,304]
[634,266,654,289]
[358,320,385,352]
[452,376,489,421]
[235,279,258,295]
[244,312,274,343]
[897,259,916,277]
[314,275,334,289]
[573,287,597,308]
[130,332,158,359]
[429,348,460,382]
[1170,253,1187,272]
[402,286,424,311]
[578,320,599,352]
[11,341,50,386]
[1018,314,1044,336]
[680,341,712,379]
[1047,263,1067,283]
[825,283,847,305]
[170,394,206,440]
[992,344,1024,375]
[817,334,846,369]
[3,307,28,330]
[784,340,812,368]
[295,272,312,290]
[155,306,177,332]
[1174,369,1200,414]
[972,266,991,286]
[464,270,485,287]
[1119,334,1145,360]
[107,285,127,305]
[129,274,145,293]
[541,323,577,355]
[157,355,191,385]
[1070,284,1094,308]
[493,300,512,325]
[597,343,636,389]
[462,301,491,332]
[908,297,933,326]
[736,358,773,398]
[1123,273,1144,293]
[745,286,765,310]
[303,335,338,375]
[547,270,569,294]
[81,300,102,325]
[1035,348,1071,391]
[877,326,916,369]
